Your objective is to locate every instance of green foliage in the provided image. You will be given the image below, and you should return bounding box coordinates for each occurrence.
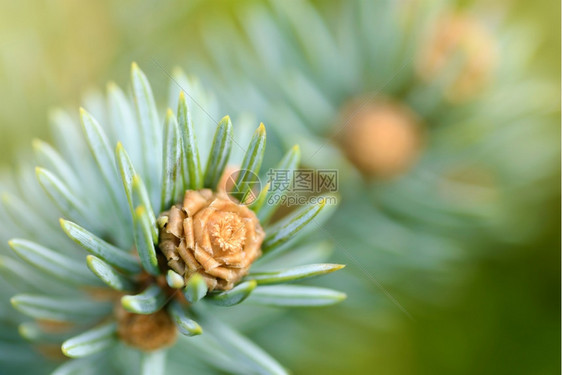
[262,199,327,255]
[234,123,266,202]
[132,205,160,276]
[86,255,136,292]
[160,110,182,212]
[247,263,345,285]
[207,280,257,307]
[203,116,232,189]
[0,63,344,374]
[183,273,208,304]
[177,92,203,191]
[247,285,347,307]
[62,323,118,358]
[9,239,99,285]
[121,285,167,315]
[11,295,111,322]
[61,220,140,274]
[168,301,202,337]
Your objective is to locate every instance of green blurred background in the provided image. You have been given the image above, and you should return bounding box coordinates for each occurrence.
[0,0,559,374]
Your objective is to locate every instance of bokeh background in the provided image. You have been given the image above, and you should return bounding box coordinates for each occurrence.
[0,0,559,374]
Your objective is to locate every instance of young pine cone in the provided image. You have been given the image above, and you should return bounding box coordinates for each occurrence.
[158,189,265,291]
[416,12,497,102]
[339,99,423,179]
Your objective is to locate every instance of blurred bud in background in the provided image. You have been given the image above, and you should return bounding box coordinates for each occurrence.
[416,11,498,102]
[337,98,424,179]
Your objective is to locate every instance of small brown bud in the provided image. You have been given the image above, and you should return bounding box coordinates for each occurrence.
[115,305,177,351]
[339,99,423,179]
[158,189,265,291]
[416,12,498,102]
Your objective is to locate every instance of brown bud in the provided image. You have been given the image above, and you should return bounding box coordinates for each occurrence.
[115,305,177,351]
[339,99,423,179]
[158,189,265,291]
[416,12,498,102]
